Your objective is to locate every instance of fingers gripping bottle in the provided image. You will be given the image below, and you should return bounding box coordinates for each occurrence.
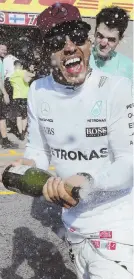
[2,165,81,202]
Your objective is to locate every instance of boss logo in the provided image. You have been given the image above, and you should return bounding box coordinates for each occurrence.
[86,127,107,137]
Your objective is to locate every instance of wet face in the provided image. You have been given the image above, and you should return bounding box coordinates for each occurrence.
[33,49,41,62]
[45,24,91,86]
[29,64,35,72]
[94,23,120,58]
[0,44,7,58]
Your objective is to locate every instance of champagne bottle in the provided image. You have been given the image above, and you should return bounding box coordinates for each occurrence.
[2,165,81,201]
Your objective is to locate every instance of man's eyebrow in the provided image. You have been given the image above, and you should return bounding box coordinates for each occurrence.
[108,36,116,40]
[97,31,116,40]
[96,31,104,37]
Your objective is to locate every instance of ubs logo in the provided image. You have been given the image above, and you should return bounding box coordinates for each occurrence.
[44,127,54,135]
[41,102,50,116]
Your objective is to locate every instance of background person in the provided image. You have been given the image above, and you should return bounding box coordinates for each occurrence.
[0,42,17,148]
[90,6,133,80]
[10,60,35,141]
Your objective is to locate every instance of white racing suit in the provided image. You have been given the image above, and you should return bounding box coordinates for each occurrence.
[24,70,133,278]
[68,238,133,279]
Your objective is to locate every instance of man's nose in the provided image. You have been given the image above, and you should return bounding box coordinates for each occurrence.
[64,35,77,54]
[100,38,108,46]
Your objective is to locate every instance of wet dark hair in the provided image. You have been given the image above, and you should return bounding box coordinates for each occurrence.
[96,6,129,39]
[14,60,22,66]
[0,40,7,47]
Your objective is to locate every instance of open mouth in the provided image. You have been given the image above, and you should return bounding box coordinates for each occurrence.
[63,57,83,74]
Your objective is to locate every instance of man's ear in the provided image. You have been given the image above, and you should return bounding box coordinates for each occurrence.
[120,34,124,40]
[88,33,95,44]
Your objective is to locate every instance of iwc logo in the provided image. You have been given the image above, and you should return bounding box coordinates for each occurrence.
[41,102,50,116]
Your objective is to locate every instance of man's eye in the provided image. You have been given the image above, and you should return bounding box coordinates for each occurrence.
[97,33,104,39]
[108,38,116,42]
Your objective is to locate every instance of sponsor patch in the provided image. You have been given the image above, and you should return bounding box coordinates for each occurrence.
[99,231,112,239]
[51,148,108,161]
[91,101,102,117]
[86,127,107,137]
[39,117,53,122]
[126,103,134,109]
[87,118,106,123]
[129,122,134,129]
[44,127,54,135]
[91,240,100,248]
[107,242,116,250]
[41,102,50,116]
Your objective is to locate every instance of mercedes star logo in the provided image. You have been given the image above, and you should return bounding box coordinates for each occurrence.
[41,102,50,116]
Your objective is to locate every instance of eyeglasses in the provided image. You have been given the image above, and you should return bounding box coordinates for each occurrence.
[44,28,89,52]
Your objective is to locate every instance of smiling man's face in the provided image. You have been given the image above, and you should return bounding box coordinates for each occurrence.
[0,44,7,58]
[46,24,91,86]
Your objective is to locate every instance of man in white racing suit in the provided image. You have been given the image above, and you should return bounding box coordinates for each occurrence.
[12,3,133,279]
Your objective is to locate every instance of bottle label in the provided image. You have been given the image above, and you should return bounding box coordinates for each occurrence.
[9,165,31,175]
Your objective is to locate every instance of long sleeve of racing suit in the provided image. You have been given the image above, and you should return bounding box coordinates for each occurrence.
[24,86,51,170]
[88,77,133,193]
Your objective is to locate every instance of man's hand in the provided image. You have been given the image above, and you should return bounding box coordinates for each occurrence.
[42,175,86,208]
[3,93,10,104]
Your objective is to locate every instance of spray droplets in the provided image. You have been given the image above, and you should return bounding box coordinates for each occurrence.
[115,13,119,18]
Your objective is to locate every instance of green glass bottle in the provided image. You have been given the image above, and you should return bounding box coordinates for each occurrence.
[2,165,80,201]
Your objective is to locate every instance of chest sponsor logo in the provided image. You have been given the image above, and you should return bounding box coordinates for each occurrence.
[87,118,106,123]
[128,122,134,129]
[86,127,107,137]
[44,127,54,135]
[51,148,108,161]
[126,103,134,109]
[99,231,112,239]
[39,117,53,122]
[91,101,102,117]
[128,113,134,118]
[41,102,50,116]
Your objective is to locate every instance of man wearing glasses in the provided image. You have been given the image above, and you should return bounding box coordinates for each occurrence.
[90,6,133,80]
[12,3,133,279]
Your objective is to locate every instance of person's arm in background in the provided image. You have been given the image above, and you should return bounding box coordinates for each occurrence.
[23,70,35,83]
[0,71,10,104]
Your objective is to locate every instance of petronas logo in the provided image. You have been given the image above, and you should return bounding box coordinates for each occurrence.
[91,101,102,117]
